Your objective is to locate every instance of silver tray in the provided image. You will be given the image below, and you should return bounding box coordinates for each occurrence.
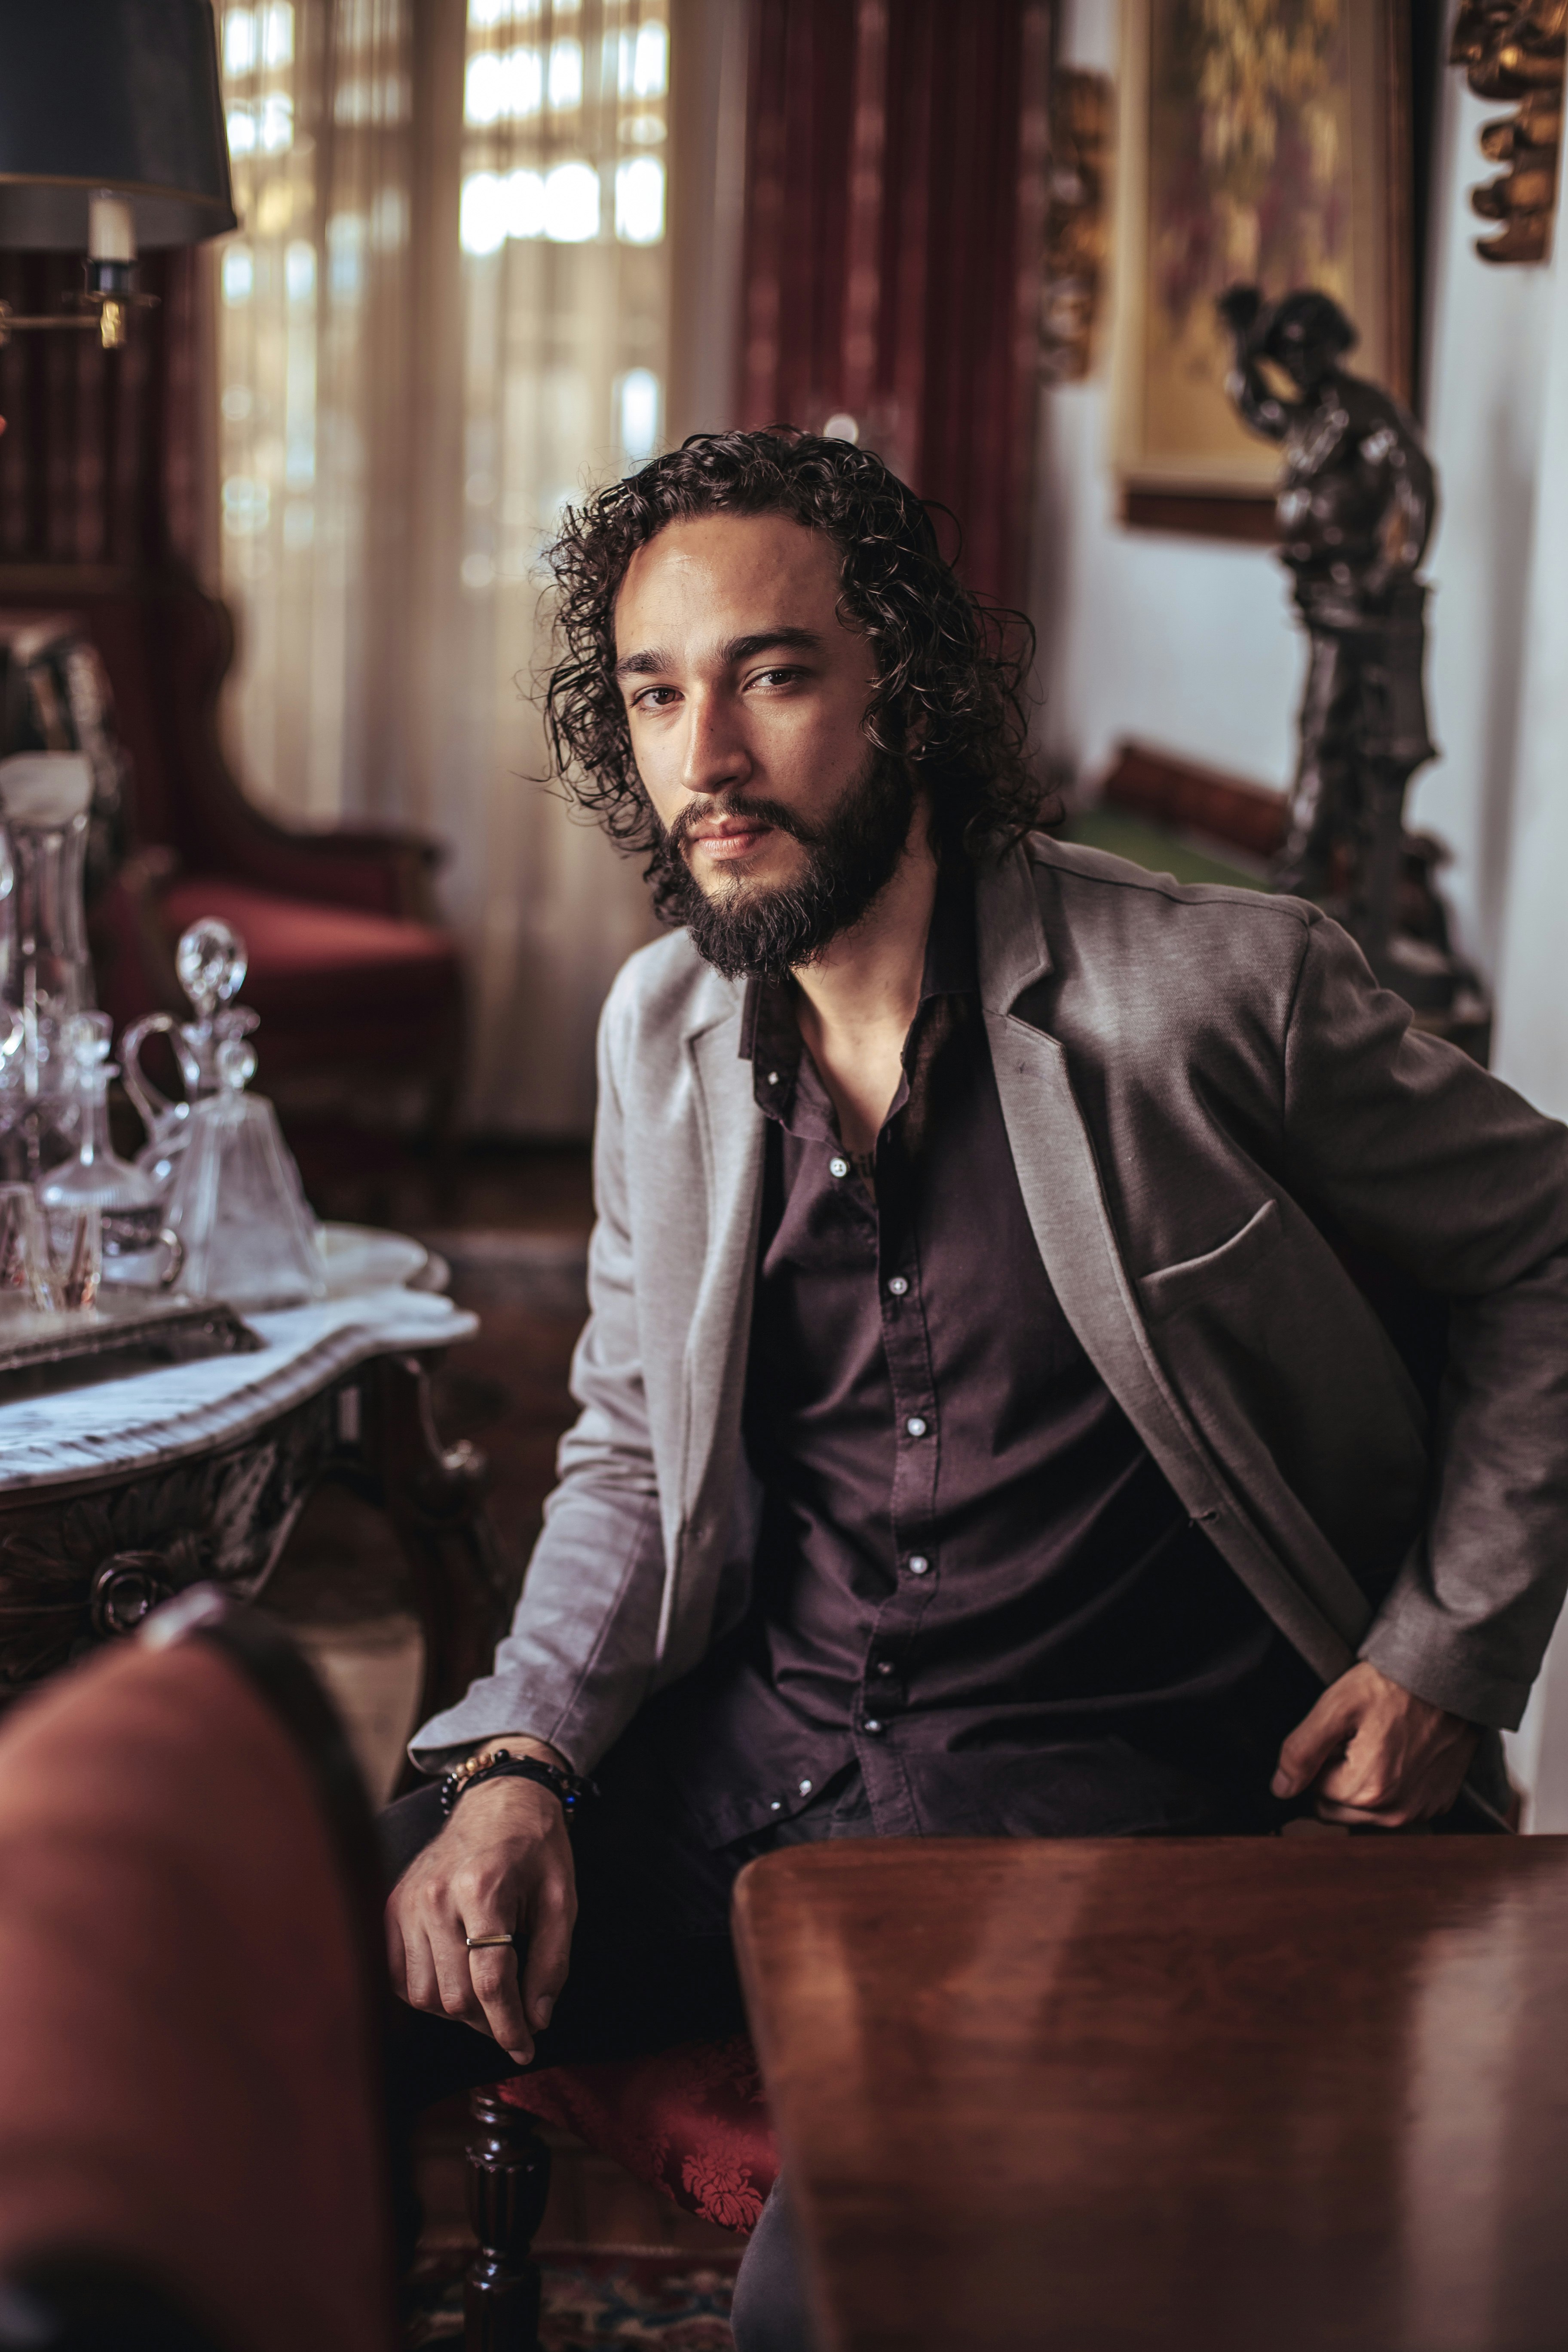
[0,1291,263,1381]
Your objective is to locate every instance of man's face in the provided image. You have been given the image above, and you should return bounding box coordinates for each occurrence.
[613,509,888,873]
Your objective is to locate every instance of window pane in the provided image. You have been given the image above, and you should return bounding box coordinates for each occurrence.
[615,156,663,244]
[542,160,599,242]
[547,37,582,110]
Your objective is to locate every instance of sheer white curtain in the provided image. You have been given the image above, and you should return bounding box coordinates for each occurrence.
[210,0,682,1132]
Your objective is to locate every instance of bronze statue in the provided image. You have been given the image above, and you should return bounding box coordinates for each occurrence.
[1218,285,1438,977]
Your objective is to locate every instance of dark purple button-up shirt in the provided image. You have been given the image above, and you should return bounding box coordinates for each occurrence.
[652,872,1317,1847]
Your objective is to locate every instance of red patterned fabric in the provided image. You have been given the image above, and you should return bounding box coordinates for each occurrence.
[500,2037,779,2233]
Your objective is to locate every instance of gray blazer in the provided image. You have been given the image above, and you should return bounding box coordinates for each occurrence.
[412,836,1568,1774]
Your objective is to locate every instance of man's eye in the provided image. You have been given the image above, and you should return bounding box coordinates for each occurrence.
[632,686,679,709]
[753,667,804,688]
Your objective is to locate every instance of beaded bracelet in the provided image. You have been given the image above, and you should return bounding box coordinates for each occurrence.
[438,1747,596,1820]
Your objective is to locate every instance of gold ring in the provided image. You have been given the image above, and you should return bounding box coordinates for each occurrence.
[465,1932,514,1950]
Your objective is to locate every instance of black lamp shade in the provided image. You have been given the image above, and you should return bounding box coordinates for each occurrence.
[0,0,237,250]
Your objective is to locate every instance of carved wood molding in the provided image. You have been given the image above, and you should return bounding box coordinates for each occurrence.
[1451,0,1567,263]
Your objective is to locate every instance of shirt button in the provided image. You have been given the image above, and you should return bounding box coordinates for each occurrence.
[864,1719,883,1734]
[829,1155,850,1179]
[767,1070,779,1085]
[905,1415,928,1438]
[875,1658,894,1674]
[907,1554,930,1575]
[886,1276,909,1297]
[799,1778,813,1795]
[770,1799,782,1811]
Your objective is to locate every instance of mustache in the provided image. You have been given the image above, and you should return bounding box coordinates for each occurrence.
[665,793,823,858]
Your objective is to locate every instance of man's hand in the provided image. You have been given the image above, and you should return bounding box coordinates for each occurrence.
[386,1764,577,2065]
[1272,1660,1480,1828]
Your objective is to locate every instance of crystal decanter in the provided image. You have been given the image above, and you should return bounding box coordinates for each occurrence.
[122,917,259,1196]
[165,1034,325,1308]
[35,1013,179,1287]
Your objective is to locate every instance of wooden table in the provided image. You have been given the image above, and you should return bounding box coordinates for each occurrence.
[732,1836,1568,2352]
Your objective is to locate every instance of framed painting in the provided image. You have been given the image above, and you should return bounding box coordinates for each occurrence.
[1111,0,1414,540]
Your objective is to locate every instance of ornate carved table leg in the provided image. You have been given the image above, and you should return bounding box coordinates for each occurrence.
[464,2090,551,2352]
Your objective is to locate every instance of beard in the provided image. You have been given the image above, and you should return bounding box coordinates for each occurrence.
[648,747,919,983]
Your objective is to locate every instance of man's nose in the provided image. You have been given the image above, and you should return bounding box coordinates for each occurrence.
[681,686,751,799]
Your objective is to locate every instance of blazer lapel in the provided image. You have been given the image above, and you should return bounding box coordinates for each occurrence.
[977,848,1366,1677]
[661,1007,766,1660]
[974,854,1207,1503]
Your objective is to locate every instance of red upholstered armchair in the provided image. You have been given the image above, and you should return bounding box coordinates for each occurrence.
[0,563,464,1166]
[462,2044,779,2350]
[0,1597,403,2352]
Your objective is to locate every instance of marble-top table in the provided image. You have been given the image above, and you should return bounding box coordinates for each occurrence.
[0,1253,507,1773]
[0,1286,476,1488]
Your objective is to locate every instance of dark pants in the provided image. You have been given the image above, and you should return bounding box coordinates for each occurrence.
[382,1727,1297,2352]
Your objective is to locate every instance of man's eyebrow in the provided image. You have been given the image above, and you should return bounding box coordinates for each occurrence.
[720,627,823,665]
[612,626,823,683]
[613,646,672,680]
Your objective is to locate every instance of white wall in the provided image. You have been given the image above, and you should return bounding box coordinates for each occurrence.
[1414,64,1556,980]
[1477,91,1568,1826]
[1035,385,1302,790]
[1037,0,1302,798]
[1042,1,1568,1822]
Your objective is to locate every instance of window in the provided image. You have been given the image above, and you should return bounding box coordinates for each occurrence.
[212,0,672,1130]
[455,0,670,597]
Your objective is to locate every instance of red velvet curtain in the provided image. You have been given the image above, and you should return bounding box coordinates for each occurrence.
[738,0,1051,608]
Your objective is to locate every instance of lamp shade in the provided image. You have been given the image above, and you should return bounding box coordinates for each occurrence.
[0,0,236,250]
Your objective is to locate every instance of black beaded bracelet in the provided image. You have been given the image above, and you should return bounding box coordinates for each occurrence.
[438,1748,597,1820]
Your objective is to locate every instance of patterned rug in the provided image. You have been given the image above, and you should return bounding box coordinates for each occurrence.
[407,2248,740,2349]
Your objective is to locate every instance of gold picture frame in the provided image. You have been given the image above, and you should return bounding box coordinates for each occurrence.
[1112,0,1412,540]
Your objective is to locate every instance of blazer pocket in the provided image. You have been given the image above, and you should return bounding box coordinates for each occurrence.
[1136,1197,1284,1322]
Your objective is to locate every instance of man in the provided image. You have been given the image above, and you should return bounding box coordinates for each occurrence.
[384,430,1568,2349]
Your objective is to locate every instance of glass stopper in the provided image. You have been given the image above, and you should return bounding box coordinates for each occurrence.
[215,1035,257,1093]
[175,919,249,1019]
[63,1010,113,1074]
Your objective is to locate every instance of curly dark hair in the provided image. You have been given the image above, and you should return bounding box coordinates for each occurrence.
[540,429,1047,902]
